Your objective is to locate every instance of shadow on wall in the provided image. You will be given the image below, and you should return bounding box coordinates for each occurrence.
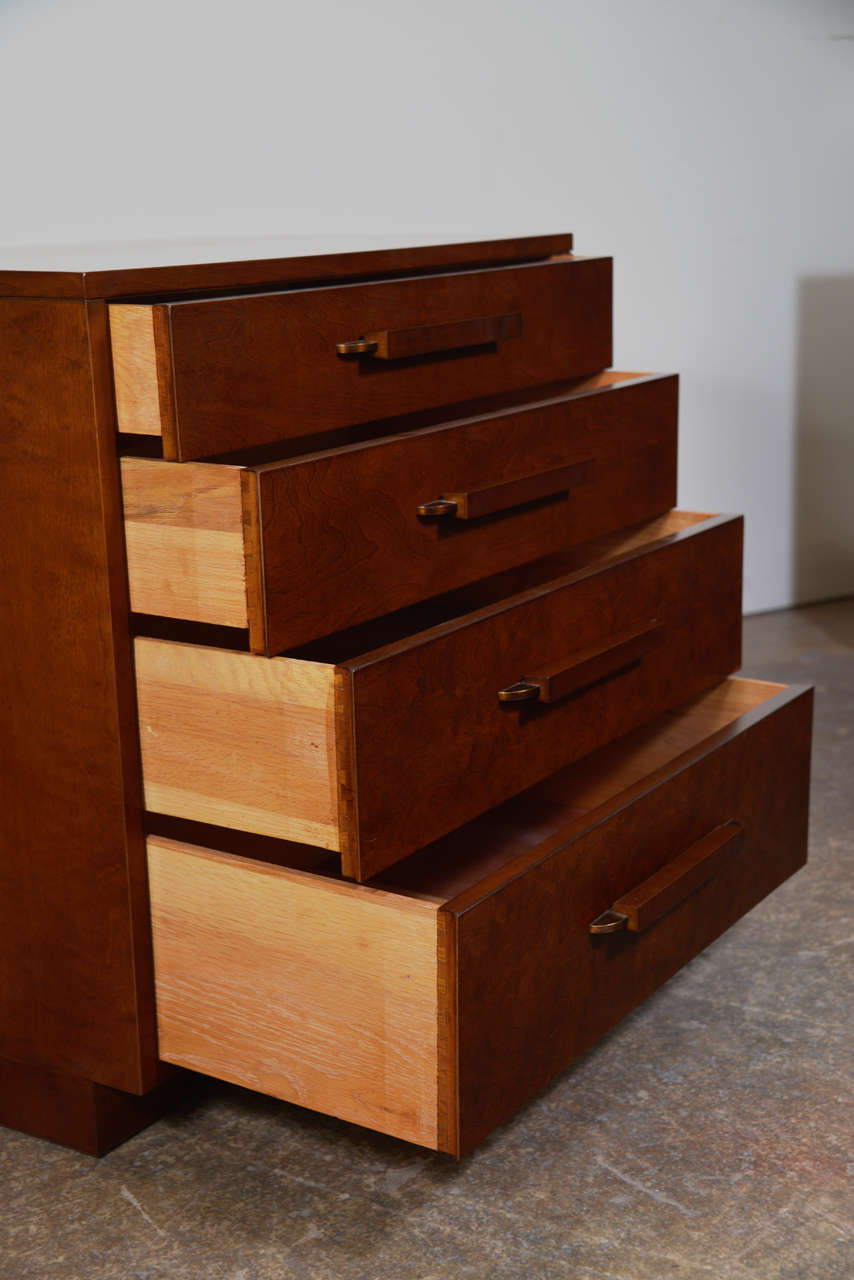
[794,276,854,611]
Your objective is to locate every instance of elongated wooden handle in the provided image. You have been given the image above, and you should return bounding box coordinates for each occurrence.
[417,459,593,521]
[497,621,664,704]
[589,821,745,935]
[336,311,522,360]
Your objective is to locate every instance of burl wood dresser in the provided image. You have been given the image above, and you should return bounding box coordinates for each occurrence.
[0,234,813,1157]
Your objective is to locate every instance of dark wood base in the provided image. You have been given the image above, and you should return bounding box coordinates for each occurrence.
[0,1055,185,1155]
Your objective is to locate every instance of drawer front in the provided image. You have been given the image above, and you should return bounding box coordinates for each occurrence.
[340,514,743,878]
[448,682,814,1154]
[245,374,678,654]
[110,257,612,460]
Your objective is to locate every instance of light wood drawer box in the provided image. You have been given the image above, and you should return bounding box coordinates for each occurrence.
[109,256,612,460]
[134,510,742,880]
[122,371,678,654]
[146,678,813,1156]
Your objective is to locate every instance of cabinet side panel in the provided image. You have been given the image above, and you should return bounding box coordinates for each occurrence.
[0,298,155,1092]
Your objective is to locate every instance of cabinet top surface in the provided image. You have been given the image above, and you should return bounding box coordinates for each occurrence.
[0,232,573,301]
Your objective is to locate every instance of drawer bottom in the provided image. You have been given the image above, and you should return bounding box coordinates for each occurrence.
[147,677,812,1155]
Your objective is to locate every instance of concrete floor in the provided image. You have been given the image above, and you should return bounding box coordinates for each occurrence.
[2,598,852,1280]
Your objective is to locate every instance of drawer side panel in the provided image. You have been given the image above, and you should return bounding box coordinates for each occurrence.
[134,639,339,849]
[147,838,441,1149]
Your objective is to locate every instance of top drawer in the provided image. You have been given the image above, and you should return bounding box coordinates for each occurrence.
[109,257,612,460]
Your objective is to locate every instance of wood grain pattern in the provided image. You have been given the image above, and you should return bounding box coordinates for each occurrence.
[374,679,791,904]
[110,257,612,459]
[611,820,744,931]
[0,298,158,1095]
[121,458,248,626]
[244,372,676,653]
[0,232,573,301]
[448,682,813,1153]
[340,513,743,878]
[110,306,163,436]
[135,638,339,848]
[524,621,665,704]
[358,310,522,359]
[147,837,440,1149]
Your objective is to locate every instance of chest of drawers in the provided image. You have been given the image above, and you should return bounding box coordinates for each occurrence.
[0,234,812,1156]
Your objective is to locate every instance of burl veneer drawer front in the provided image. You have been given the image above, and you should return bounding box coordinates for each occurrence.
[134,511,742,880]
[109,257,612,460]
[122,371,678,654]
[146,679,813,1155]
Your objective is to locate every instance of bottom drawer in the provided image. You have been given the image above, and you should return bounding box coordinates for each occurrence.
[147,678,813,1156]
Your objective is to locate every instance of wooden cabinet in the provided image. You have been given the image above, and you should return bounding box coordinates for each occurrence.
[0,234,812,1155]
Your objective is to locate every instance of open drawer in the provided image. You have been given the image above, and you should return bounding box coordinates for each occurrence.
[146,678,813,1156]
[134,510,742,879]
[110,255,611,460]
[121,371,678,654]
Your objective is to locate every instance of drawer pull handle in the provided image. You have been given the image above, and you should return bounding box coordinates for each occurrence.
[497,621,664,706]
[589,821,745,935]
[417,460,594,522]
[497,679,541,704]
[335,338,379,357]
[336,311,522,361]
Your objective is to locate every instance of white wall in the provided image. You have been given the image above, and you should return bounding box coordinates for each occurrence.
[2,0,852,612]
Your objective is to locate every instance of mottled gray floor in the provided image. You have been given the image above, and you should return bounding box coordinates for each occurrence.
[2,599,852,1280]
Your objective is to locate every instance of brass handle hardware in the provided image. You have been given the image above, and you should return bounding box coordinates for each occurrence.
[589,909,629,934]
[417,460,593,523]
[589,821,744,936]
[336,311,522,361]
[498,621,664,707]
[416,499,459,518]
[497,680,541,704]
[335,338,379,357]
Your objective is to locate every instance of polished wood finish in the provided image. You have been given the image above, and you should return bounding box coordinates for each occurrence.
[503,621,665,705]
[337,310,523,360]
[0,234,813,1160]
[0,232,572,301]
[126,372,677,652]
[148,837,440,1149]
[425,458,593,521]
[133,512,742,879]
[109,256,612,459]
[0,299,157,1095]
[446,681,813,1154]
[0,1054,183,1155]
[121,458,248,627]
[144,680,812,1155]
[607,820,745,932]
[134,638,339,849]
[339,512,742,878]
